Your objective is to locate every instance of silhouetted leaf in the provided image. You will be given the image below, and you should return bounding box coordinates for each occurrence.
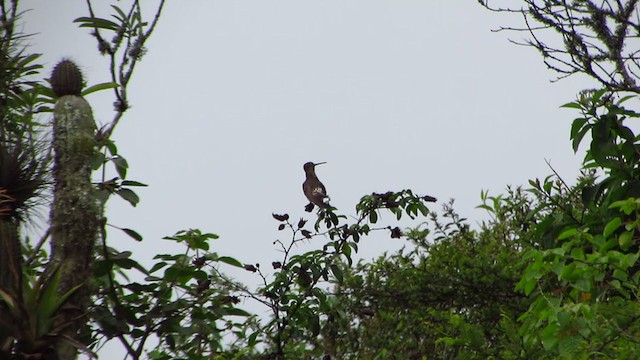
[116,188,139,206]
[218,256,243,268]
[111,155,128,179]
[81,82,119,96]
[74,16,120,31]
[121,180,148,187]
[122,228,143,241]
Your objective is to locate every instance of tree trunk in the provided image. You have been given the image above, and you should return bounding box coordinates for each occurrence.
[0,218,21,352]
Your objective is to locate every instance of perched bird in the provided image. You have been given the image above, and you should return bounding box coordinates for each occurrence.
[302,161,330,209]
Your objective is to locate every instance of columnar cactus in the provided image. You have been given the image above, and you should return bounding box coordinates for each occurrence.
[49,60,99,359]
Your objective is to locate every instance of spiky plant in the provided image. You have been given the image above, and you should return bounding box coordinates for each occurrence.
[0,53,51,357]
[0,3,54,357]
[0,140,48,220]
[50,59,84,97]
[0,134,50,360]
[0,266,97,359]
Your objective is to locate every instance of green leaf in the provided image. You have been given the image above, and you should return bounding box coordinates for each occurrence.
[330,264,343,282]
[541,323,560,350]
[572,125,591,152]
[581,184,602,206]
[610,279,624,293]
[342,241,352,258]
[558,335,581,356]
[617,95,636,104]
[16,53,42,68]
[369,210,378,223]
[110,5,128,23]
[557,311,571,328]
[616,124,636,142]
[121,180,148,187]
[599,237,618,253]
[121,228,143,241]
[164,267,179,282]
[609,197,638,215]
[570,248,585,260]
[110,251,132,260]
[558,228,578,240]
[248,330,260,347]
[613,269,628,281]
[619,231,633,250]
[149,261,168,273]
[551,261,565,276]
[591,89,606,104]
[186,236,210,251]
[218,256,244,268]
[38,270,84,336]
[106,141,118,156]
[37,269,63,326]
[310,314,321,336]
[523,279,536,296]
[90,151,107,170]
[560,262,579,282]
[202,232,219,240]
[111,155,128,179]
[561,102,582,109]
[116,188,140,206]
[603,217,622,237]
[222,307,251,317]
[621,253,639,269]
[574,278,591,292]
[570,118,589,140]
[74,16,121,31]
[81,82,119,96]
[113,258,139,270]
[192,270,208,281]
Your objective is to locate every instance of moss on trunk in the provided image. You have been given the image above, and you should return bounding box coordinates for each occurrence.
[49,95,99,360]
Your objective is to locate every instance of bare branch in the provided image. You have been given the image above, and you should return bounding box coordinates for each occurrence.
[479,0,640,93]
[84,0,167,140]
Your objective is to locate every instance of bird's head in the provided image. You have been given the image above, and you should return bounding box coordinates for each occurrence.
[303,161,326,173]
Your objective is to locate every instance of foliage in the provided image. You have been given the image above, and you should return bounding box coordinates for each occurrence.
[323,196,531,359]
[0,268,95,358]
[115,191,435,359]
[89,229,258,360]
[515,90,640,358]
[259,191,434,358]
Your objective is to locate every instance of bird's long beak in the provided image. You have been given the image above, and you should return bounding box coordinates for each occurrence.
[314,162,327,166]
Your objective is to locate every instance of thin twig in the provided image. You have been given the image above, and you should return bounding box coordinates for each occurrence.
[25,227,49,267]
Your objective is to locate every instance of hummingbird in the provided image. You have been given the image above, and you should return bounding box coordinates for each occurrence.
[303,161,330,209]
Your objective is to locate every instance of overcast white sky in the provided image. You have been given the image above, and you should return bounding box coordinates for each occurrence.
[26,0,598,356]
